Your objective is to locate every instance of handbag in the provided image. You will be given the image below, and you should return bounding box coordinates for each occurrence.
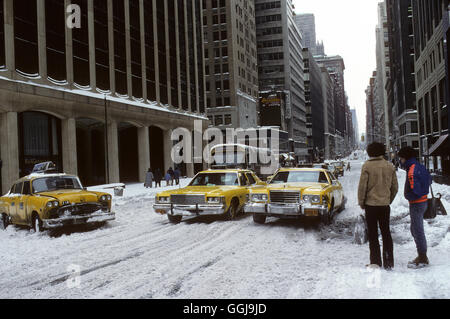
[424,186,447,219]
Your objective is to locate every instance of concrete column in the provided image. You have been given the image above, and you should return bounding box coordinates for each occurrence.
[4,0,15,78]
[139,0,147,101]
[137,126,150,183]
[186,163,195,178]
[124,0,132,98]
[163,128,173,173]
[107,0,115,94]
[107,121,120,183]
[37,0,47,82]
[61,118,78,175]
[87,0,96,90]
[65,0,74,87]
[0,112,19,195]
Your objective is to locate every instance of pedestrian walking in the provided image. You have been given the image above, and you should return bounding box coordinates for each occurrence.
[144,168,154,188]
[358,142,398,270]
[398,147,432,268]
[168,167,175,186]
[165,171,171,187]
[154,168,162,188]
[174,167,181,185]
[346,162,351,171]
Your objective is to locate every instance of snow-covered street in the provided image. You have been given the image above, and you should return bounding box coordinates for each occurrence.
[1,161,449,299]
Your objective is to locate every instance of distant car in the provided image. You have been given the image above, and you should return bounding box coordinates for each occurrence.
[332,161,345,177]
[153,169,265,223]
[245,168,346,225]
[0,172,115,232]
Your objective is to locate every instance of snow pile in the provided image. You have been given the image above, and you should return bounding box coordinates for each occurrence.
[0,163,449,299]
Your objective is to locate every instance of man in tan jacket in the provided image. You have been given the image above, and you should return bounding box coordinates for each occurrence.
[358,142,398,269]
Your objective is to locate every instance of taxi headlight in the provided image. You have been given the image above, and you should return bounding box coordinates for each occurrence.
[207,197,223,204]
[47,201,59,208]
[302,195,321,203]
[251,194,268,202]
[158,196,170,203]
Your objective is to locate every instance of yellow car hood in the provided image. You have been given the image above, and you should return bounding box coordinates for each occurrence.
[160,186,238,196]
[266,182,328,193]
[35,190,101,203]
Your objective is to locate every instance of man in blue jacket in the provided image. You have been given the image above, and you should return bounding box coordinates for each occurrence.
[398,147,432,268]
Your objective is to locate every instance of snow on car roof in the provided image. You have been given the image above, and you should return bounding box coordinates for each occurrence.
[17,173,76,182]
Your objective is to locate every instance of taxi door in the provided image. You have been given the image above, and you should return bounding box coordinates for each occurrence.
[17,181,32,224]
[8,182,23,224]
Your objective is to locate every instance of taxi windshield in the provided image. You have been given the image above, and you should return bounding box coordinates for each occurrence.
[189,173,239,186]
[32,177,82,193]
[270,171,328,184]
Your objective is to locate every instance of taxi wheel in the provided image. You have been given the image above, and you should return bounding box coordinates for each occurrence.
[32,214,44,233]
[253,214,266,224]
[225,199,239,221]
[0,214,8,230]
[322,201,334,225]
[168,214,182,224]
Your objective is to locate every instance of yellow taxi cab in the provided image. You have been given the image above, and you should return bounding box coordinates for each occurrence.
[245,168,346,225]
[0,172,115,232]
[153,169,265,223]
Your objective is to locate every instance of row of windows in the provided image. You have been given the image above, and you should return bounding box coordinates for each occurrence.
[416,37,445,88]
[256,14,282,25]
[208,114,232,126]
[7,0,204,113]
[255,1,281,11]
[417,78,448,135]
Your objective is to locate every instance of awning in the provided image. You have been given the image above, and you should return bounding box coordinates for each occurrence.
[428,134,449,156]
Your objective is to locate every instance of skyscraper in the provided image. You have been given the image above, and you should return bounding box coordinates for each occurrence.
[202,0,259,130]
[255,0,307,160]
[294,13,317,54]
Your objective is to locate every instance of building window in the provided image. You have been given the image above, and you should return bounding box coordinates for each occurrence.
[94,0,110,91]
[72,0,90,86]
[224,114,232,125]
[113,0,127,94]
[144,0,156,101]
[177,0,188,109]
[129,0,142,98]
[14,0,39,76]
[0,0,4,68]
[215,115,223,125]
[439,78,448,130]
[156,0,168,104]
[45,0,66,82]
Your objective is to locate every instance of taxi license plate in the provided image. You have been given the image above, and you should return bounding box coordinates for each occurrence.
[304,209,319,217]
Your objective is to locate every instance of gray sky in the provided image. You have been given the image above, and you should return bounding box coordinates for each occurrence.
[293,0,381,136]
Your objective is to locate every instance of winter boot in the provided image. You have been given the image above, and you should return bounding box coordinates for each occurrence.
[407,254,429,269]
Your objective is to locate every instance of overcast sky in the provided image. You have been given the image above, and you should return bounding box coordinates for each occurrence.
[293,0,381,136]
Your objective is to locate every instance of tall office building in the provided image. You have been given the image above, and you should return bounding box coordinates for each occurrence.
[320,66,335,159]
[366,73,376,144]
[411,0,449,182]
[375,1,392,154]
[294,13,317,54]
[385,0,419,154]
[351,109,359,148]
[202,0,259,130]
[303,47,325,161]
[255,0,307,160]
[0,0,207,193]
[315,55,348,156]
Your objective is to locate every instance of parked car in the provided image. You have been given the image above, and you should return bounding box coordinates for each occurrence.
[245,168,346,225]
[0,172,115,232]
[327,163,340,178]
[153,169,265,223]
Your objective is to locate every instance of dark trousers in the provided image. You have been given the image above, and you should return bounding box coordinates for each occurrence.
[365,205,394,268]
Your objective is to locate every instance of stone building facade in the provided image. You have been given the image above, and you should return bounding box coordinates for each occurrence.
[0,0,208,193]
